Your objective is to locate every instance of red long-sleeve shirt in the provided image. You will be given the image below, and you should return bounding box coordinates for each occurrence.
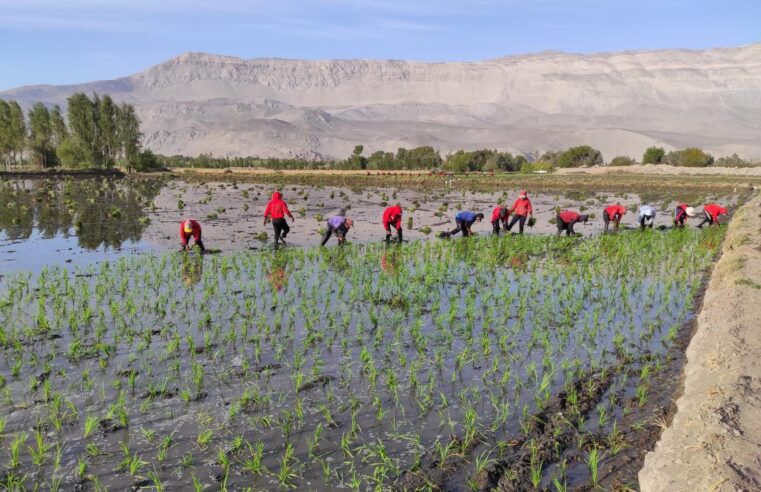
[559,210,581,224]
[382,205,403,230]
[180,220,202,246]
[263,191,293,220]
[510,197,532,216]
[704,203,728,222]
[604,204,626,219]
[491,206,509,222]
[674,203,689,221]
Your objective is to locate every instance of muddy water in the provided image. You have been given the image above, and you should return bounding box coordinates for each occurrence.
[0,228,722,491]
[0,177,740,273]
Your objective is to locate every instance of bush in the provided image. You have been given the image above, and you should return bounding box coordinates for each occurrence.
[609,156,637,166]
[553,146,603,168]
[56,138,89,168]
[642,146,665,164]
[664,147,714,167]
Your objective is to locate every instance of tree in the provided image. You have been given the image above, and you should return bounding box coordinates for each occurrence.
[67,93,99,167]
[642,146,665,164]
[609,155,636,166]
[56,137,88,168]
[445,150,474,172]
[7,101,26,168]
[97,95,119,166]
[116,103,142,172]
[28,103,54,168]
[0,100,10,169]
[50,105,68,149]
[554,146,603,168]
[665,147,713,167]
[348,144,367,169]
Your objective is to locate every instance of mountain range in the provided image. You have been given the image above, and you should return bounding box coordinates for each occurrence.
[3,44,761,160]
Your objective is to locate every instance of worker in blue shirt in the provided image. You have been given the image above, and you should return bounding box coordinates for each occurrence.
[442,211,484,238]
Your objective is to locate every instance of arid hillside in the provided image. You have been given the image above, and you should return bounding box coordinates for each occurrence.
[3,44,761,160]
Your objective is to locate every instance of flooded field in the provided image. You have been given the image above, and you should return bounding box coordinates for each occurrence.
[0,177,742,272]
[0,174,728,490]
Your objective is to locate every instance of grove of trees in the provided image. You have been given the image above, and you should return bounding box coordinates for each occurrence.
[0,93,151,171]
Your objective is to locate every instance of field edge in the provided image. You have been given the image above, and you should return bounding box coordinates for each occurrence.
[639,192,761,491]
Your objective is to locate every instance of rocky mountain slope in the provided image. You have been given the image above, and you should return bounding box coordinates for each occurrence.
[3,44,761,160]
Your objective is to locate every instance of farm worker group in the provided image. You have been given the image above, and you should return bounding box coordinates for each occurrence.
[176,189,730,252]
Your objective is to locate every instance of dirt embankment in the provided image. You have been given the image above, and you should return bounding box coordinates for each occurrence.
[558,164,761,177]
[639,193,761,491]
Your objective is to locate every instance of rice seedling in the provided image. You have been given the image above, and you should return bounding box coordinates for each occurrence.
[0,206,727,490]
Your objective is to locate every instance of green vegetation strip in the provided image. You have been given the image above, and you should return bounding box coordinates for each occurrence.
[0,228,724,490]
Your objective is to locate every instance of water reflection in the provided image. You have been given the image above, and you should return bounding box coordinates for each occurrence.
[0,178,164,250]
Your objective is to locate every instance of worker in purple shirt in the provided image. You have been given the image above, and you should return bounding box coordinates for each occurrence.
[442,210,484,238]
[321,215,354,246]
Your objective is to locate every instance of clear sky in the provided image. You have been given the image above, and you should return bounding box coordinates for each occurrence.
[1,0,759,90]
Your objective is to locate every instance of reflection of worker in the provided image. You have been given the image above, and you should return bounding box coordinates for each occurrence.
[443,211,484,238]
[263,191,294,248]
[381,251,400,276]
[697,203,728,228]
[268,266,288,291]
[556,210,589,236]
[637,205,656,231]
[673,203,695,228]
[491,204,510,235]
[182,255,203,287]
[507,191,533,234]
[180,219,205,252]
[321,215,354,246]
[382,205,403,243]
[603,203,626,233]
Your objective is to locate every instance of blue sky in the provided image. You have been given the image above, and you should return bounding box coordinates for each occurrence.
[1,0,759,90]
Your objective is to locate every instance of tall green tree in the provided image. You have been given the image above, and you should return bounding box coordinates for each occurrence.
[7,101,26,168]
[66,93,99,167]
[97,94,118,166]
[0,100,10,169]
[28,103,54,168]
[116,103,142,172]
[50,105,68,149]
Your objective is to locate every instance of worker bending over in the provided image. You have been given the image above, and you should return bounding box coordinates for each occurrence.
[556,210,589,236]
[491,204,510,235]
[697,203,728,228]
[321,215,354,246]
[443,211,484,238]
[180,219,205,253]
[603,203,626,233]
[638,205,657,231]
[673,203,695,228]
[382,205,403,243]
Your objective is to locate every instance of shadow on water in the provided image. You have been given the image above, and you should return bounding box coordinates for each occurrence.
[0,177,164,249]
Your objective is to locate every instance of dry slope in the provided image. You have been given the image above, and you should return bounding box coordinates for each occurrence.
[639,194,761,491]
[3,44,761,159]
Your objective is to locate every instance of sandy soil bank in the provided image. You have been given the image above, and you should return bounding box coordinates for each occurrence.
[639,193,761,491]
[558,164,761,176]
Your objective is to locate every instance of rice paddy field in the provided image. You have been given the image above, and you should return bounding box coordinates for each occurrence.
[0,175,741,491]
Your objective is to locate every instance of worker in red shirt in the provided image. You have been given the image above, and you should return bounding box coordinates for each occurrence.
[491,204,510,235]
[556,210,589,236]
[506,191,533,235]
[673,203,696,228]
[697,203,728,228]
[603,203,627,233]
[263,191,295,248]
[382,204,403,243]
[180,219,205,253]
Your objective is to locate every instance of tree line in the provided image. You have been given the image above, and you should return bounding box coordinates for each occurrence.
[0,93,156,172]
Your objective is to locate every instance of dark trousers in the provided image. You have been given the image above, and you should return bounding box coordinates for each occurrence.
[272,218,289,245]
[603,211,619,233]
[183,234,205,252]
[556,216,576,236]
[385,225,403,243]
[696,213,714,228]
[449,219,471,237]
[640,216,654,231]
[321,224,348,246]
[506,214,527,234]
